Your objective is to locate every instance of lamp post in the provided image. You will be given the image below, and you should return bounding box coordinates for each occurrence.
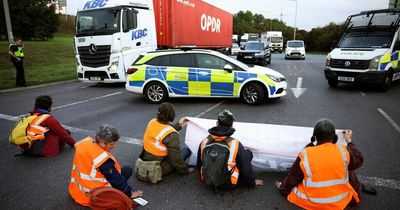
[289,0,297,40]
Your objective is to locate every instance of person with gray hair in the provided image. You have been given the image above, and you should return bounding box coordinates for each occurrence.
[275,119,364,209]
[69,125,143,207]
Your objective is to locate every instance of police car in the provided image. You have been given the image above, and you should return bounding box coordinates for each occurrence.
[125,49,287,105]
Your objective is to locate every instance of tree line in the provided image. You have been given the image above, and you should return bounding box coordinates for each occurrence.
[234,11,344,52]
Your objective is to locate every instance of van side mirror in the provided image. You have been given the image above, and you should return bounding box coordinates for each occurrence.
[394,40,400,51]
[223,64,233,73]
[330,41,337,50]
[123,9,138,32]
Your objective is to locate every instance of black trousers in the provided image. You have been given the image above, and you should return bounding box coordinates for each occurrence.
[13,60,26,86]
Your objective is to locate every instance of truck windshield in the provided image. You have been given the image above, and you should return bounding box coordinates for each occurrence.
[338,31,393,48]
[76,9,120,37]
[288,41,304,47]
[271,37,283,43]
[249,35,259,41]
[245,43,264,51]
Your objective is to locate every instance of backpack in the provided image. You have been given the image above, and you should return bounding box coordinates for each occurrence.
[201,136,233,190]
[9,114,49,150]
[89,186,137,210]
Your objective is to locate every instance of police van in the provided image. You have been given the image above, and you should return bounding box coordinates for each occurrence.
[325,9,400,90]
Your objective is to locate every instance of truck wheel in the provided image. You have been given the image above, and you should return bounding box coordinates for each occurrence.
[328,79,339,88]
[379,73,392,91]
[241,83,265,105]
[144,82,168,103]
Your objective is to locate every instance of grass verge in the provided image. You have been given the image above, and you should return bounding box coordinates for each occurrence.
[0,34,76,90]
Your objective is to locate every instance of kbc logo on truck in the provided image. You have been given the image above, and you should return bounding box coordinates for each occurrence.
[83,0,109,10]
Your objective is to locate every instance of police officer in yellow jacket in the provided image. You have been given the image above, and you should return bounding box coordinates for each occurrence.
[9,38,26,87]
[141,102,194,176]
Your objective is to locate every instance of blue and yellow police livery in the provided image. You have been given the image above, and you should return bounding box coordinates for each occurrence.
[125,49,287,104]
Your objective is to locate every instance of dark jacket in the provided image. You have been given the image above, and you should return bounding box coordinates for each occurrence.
[142,122,190,175]
[99,159,132,197]
[197,126,257,187]
[279,142,364,210]
[21,109,76,157]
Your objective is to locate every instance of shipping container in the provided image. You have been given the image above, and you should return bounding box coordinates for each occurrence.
[153,0,233,49]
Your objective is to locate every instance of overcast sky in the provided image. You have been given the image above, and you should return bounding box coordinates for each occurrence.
[66,0,390,31]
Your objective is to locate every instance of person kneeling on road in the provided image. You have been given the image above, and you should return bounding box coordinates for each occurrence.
[275,119,363,210]
[19,95,76,157]
[197,110,263,190]
[139,102,194,180]
[69,125,143,207]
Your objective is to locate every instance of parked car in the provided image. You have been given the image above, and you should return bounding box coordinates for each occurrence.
[125,49,287,105]
[285,40,306,59]
[237,41,271,65]
[231,43,240,55]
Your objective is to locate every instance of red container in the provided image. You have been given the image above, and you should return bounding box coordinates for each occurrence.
[153,0,233,49]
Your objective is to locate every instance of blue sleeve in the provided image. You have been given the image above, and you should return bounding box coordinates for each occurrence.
[235,142,256,187]
[98,159,132,197]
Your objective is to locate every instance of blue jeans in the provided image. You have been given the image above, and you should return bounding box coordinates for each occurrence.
[181,147,192,160]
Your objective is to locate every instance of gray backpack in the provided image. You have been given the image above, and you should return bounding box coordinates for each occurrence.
[202,136,233,190]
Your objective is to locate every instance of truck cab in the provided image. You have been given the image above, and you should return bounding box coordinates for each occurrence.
[75,0,157,83]
[325,9,400,90]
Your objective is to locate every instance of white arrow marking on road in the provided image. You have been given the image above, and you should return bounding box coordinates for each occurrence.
[291,77,307,99]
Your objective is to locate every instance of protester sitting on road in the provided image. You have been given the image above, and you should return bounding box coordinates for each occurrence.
[69,125,143,207]
[197,110,264,190]
[275,119,363,209]
[19,95,76,156]
[140,102,194,176]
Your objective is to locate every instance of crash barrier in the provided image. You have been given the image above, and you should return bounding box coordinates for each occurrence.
[185,117,346,171]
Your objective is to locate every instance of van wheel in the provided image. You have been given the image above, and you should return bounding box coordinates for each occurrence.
[144,82,168,103]
[241,83,265,105]
[379,73,392,91]
[328,79,339,88]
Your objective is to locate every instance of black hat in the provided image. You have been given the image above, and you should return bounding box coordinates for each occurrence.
[313,119,336,141]
[217,109,235,127]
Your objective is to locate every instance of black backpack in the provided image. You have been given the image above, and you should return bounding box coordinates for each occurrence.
[202,136,233,190]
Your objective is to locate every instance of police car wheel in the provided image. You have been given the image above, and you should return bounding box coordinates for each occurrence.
[144,82,168,103]
[241,83,265,105]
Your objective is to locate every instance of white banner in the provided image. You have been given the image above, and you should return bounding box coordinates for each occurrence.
[184,117,346,171]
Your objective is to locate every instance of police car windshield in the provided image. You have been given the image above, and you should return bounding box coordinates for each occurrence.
[76,9,120,37]
[338,31,393,48]
[288,41,304,48]
[245,43,264,51]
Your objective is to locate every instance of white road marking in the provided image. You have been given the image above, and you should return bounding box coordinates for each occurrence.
[195,101,225,118]
[360,92,366,96]
[2,112,400,190]
[52,91,123,110]
[0,113,142,145]
[377,108,400,134]
[80,85,91,89]
[291,77,307,99]
[358,175,400,190]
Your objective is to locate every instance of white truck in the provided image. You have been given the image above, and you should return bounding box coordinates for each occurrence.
[240,33,259,48]
[325,9,400,90]
[74,0,232,83]
[261,31,283,53]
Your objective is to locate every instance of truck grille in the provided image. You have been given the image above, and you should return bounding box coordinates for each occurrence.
[78,45,111,68]
[331,59,370,70]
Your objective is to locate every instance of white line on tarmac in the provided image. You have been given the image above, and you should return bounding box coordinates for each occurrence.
[377,108,400,134]
[360,92,366,96]
[195,101,225,118]
[358,175,400,190]
[0,113,143,146]
[2,112,400,190]
[51,91,123,110]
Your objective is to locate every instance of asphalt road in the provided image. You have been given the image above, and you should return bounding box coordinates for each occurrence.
[1,53,400,209]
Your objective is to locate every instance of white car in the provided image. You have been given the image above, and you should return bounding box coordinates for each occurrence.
[285,40,306,59]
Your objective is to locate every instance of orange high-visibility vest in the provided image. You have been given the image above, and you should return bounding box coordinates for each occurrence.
[27,114,50,141]
[69,136,121,207]
[200,135,240,185]
[287,143,360,210]
[143,119,177,157]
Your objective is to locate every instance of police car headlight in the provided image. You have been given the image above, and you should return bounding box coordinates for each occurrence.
[369,55,381,71]
[325,54,331,67]
[266,74,284,82]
